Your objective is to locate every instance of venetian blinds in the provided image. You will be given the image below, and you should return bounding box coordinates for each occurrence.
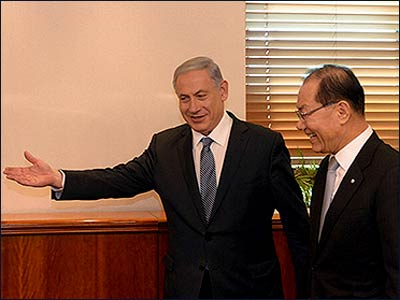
[245,1,399,160]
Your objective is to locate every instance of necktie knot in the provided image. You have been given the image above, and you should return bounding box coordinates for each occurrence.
[201,137,213,150]
[328,156,340,171]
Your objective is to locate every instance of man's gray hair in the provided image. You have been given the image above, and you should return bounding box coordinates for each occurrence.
[173,56,224,91]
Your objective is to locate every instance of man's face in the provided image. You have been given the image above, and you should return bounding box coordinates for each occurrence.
[175,69,228,136]
[296,78,341,154]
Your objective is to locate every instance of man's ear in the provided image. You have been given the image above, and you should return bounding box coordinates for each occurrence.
[220,80,229,101]
[336,100,351,124]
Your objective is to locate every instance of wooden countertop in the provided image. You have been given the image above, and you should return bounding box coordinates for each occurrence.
[1,211,165,235]
[1,211,282,235]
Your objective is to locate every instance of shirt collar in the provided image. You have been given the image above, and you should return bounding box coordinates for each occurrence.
[334,125,373,171]
[192,111,232,148]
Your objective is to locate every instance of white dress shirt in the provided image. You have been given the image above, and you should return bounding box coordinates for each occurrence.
[330,125,373,197]
[192,111,233,189]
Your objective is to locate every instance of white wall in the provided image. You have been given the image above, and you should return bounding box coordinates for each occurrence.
[1,1,246,213]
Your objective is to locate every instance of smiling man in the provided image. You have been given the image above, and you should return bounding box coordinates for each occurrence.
[4,56,310,299]
[174,67,228,137]
[296,64,399,298]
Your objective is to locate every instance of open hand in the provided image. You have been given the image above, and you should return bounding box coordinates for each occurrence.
[3,151,62,188]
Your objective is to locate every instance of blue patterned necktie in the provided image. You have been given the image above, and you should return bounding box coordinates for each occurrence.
[200,137,217,222]
[319,156,340,241]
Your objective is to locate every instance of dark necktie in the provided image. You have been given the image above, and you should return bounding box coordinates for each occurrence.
[319,156,340,241]
[200,137,217,222]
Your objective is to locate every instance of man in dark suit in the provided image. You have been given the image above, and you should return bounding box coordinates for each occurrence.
[4,56,310,299]
[295,64,399,298]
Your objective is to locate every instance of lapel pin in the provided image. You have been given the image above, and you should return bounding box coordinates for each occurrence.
[350,179,355,184]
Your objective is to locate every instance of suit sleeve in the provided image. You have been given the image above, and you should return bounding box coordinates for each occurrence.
[270,133,311,298]
[376,161,399,298]
[52,135,158,200]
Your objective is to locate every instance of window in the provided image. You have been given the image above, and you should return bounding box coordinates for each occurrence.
[245,1,399,162]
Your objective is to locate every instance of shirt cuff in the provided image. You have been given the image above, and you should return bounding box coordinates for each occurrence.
[51,170,65,199]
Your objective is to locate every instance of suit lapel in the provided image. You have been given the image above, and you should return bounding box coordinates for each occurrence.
[176,127,207,225]
[318,166,364,247]
[316,132,380,249]
[208,114,250,224]
[176,113,251,226]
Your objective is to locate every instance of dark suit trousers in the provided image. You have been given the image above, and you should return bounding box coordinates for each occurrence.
[199,270,213,298]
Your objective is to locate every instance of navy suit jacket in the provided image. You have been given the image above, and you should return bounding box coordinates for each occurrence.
[310,132,399,298]
[54,112,310,299]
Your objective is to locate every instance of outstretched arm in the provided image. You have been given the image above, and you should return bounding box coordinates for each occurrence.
[3,151,63,189]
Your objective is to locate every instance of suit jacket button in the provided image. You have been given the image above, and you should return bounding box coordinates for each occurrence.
[311,265,317,271]
[204,232,212,241]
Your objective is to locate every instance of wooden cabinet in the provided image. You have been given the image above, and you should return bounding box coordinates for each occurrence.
[1,211,295,299]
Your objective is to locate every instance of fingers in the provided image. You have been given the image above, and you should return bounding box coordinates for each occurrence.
[3,150,38,179]
[3,166,20,177]
[3,168,37,187]
[3,151,54,187]
[3,167,26,184]
[24,150,39,165]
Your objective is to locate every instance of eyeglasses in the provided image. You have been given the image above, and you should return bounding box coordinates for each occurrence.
[295,101,338,121]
